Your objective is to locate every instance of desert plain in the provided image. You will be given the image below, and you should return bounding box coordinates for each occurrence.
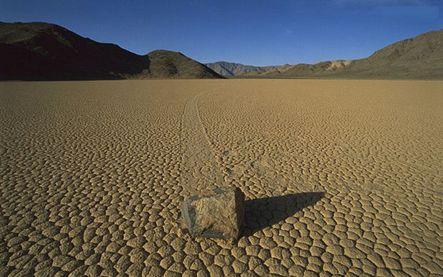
[0,79,442,276]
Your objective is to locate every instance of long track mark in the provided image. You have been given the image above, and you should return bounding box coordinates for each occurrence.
[180,92,223,195]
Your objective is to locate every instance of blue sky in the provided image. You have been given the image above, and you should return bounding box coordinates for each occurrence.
[1,0,442,66]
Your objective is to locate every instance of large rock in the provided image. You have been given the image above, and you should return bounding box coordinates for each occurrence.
[181,187,245,240]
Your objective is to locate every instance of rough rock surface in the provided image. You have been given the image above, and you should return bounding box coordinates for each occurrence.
[182,187,245,240]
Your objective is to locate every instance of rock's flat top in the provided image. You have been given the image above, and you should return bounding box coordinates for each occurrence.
[1,80,442,276]
[182,187,245,239]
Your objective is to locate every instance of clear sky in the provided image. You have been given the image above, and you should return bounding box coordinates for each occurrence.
[1,0,442,66]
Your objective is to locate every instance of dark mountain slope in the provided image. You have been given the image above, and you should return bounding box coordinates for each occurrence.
[0,22,148,80]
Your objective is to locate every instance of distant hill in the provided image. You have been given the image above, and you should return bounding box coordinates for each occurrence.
[208,29,443,79]
[0,22,222,80]
[207,60,353,78]
[259,60,353,78]
[205,61,290,77]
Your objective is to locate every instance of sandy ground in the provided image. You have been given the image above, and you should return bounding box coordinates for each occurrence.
[0,79,442,276]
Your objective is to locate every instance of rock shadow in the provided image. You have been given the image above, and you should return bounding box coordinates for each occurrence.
[243,192,324,236]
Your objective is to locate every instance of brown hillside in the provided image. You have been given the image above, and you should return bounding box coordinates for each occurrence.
[142,50,222,79]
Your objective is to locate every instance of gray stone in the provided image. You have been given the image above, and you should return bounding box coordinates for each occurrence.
[181,187,245,240]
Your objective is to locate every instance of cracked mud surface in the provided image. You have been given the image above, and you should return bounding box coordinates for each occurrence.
[1,79,442,276]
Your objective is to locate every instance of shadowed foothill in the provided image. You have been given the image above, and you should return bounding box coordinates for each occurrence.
[243,192,324,236]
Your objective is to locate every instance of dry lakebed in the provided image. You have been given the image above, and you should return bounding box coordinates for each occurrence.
[1,79,442,276]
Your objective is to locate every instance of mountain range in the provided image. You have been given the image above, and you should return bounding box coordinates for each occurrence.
[207,29,443,79]
[0,22,221,80]
[0,21,442,80]
[203,62,294,77]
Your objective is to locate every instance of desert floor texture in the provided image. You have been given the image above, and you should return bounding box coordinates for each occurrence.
[1,79,442,276]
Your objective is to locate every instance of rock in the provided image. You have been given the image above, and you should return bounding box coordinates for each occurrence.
[181,187,245,240]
